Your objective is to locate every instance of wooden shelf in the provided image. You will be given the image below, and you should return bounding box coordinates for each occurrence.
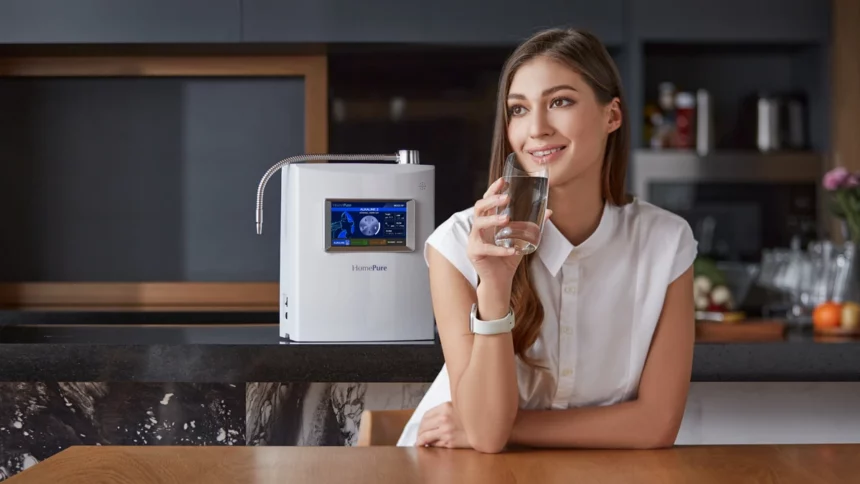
[0,282,278,311]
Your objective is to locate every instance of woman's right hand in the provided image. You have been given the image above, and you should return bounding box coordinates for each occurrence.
[467,177,525,290]
[468,178,553,293]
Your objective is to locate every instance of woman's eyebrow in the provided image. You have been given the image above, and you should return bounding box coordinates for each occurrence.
[507,84,578,100]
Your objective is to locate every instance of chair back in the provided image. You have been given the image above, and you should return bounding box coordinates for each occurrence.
[356,409,414,446]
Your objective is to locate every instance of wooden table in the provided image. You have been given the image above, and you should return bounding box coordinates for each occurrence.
[6,445,858,483]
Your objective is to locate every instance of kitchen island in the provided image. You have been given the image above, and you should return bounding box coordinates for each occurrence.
[0,311,858,480]
[0,311,858,383]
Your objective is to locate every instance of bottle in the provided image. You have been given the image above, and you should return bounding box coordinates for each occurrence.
[658,82,676,115]
[674,92,696,149]
[655,82,676,149]
[696,89,714,156]
[756,94,780,152]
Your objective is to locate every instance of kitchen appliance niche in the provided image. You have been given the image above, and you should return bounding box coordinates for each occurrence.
[0,55,326,311]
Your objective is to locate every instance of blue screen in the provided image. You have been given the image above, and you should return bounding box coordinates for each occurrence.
[330,201,407,248]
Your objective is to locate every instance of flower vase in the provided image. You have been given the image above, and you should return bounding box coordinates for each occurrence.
[839,242,860,304]
[829,242,860,306]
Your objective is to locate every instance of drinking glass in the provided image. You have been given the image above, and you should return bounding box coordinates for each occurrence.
[494,152,549,255]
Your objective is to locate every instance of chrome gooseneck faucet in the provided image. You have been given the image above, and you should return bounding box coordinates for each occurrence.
[255,150,420,235]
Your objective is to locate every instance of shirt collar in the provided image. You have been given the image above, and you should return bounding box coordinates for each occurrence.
[537,200,619,277]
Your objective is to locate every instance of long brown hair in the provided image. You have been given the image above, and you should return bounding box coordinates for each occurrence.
[487,28,631,366]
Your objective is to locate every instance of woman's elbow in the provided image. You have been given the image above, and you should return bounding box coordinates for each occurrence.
[632,428,677,449]
[468,434,509,454]
[459,403,517,453]
[464,420,514,454]
[643,414,682,449]
[644,433,677,449]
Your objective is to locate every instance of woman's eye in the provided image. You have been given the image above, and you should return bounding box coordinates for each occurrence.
[551,97,573,108]
[508,105,526,116]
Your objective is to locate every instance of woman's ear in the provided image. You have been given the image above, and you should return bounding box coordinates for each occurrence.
[606,98,622,134]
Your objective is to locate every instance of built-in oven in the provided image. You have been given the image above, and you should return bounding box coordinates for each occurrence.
[631,150,825,263]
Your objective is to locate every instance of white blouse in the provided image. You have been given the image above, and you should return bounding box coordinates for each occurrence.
[396,197,698,446]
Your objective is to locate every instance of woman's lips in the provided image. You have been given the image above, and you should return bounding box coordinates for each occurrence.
[527,145,566,165]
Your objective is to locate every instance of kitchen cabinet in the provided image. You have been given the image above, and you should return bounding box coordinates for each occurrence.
[832,0,860,173]
[0,0,241,44]
[424,0,623,46]
[632,0,829,43]
[0,75,302,283]
[0,55,325,310]
[0,0,829,47]
[242,0,433,43]
[242,0,623,46]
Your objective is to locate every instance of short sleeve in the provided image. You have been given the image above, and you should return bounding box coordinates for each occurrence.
[423,210,479,289]
[670,220,698,282]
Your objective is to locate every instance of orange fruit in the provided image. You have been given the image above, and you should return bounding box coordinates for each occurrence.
[813,302,842,329]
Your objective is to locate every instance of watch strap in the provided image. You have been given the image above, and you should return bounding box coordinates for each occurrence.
[470,303,515,335]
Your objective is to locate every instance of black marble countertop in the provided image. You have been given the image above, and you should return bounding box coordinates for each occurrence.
[1,311,858,383]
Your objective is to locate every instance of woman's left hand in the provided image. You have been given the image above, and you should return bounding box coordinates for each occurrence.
[415,402,471,448]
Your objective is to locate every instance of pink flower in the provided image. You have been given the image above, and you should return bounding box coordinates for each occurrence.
[846,174,860,188]
[823,167,850,190]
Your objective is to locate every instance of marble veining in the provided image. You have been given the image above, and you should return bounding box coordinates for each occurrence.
[246,382,430,447]
[0,382,245,480]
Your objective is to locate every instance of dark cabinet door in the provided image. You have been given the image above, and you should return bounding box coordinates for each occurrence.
[0,75,305,282]
[426,0,624,46]
[0,0,241,44]
[242,0,623,46]
[242,0,432,43]
[633,0,829,43]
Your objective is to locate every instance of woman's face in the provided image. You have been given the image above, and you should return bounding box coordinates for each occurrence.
[505,55,621,188]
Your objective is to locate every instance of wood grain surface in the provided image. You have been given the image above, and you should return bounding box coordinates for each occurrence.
[6,444,858,483]
[832,0,860,173]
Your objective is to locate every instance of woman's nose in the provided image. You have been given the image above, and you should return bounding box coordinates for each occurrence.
[528,110,553,138]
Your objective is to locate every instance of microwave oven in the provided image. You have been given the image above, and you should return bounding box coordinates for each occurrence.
[631,150,824,262]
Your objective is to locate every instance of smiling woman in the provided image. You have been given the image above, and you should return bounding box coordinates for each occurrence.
[397,28,697,453]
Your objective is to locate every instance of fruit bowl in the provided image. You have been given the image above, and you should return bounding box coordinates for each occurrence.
[812,301,860,337]
[814,326,860,336]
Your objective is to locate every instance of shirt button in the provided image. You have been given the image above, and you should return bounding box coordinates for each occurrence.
[561,368,573,377]
[562,326,573,335]
[564,284,576,294]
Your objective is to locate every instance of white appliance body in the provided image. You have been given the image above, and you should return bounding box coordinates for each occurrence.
[279,163,435,343]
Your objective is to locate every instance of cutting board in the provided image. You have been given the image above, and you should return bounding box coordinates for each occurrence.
[695,319,786,342]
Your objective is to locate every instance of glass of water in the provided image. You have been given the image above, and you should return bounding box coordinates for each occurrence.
[494,152,549,255]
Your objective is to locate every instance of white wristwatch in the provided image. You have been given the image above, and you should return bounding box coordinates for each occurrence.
[470,303,515,335]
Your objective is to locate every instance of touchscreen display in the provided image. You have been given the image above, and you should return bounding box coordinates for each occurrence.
[329,201,408,248]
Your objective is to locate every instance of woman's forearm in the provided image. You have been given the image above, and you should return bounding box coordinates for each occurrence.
[508,400,681,450]
[453,280,519,453]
